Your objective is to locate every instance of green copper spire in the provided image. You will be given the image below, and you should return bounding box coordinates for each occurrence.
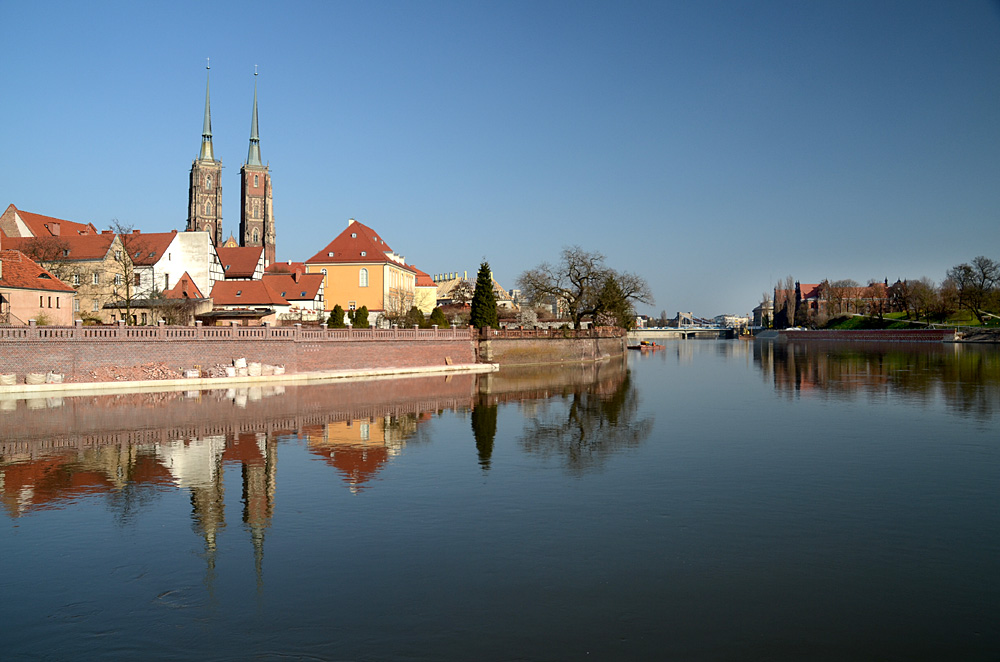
[199,59,215,162]
[247,67,262,167]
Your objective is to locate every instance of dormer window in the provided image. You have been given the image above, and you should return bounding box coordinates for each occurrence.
[351,233,357,238]
[328,252,334,257]
[62,249,69,257]
[236,290,242,296]
[360,251,366,257]
[225,265,231,270]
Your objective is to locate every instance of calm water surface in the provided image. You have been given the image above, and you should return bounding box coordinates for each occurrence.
[2,340,998,661]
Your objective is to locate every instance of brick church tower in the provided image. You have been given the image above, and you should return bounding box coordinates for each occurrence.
[186,63,224,246]
[240,70,276,266]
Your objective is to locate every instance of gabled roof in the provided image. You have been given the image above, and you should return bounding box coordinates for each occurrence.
[163,272,205,299]
[209,279,288,307]
[0,204,98,238]
[3,233,117,262]
[305,219,414,274]
[122,230,178,267]
[216,246,263,278]
[265,260,306,276]
[0,250,75,292]
[261,272,324,301]
[410,265,436,288]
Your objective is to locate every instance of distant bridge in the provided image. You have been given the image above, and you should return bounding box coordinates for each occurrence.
[629,327,736,342]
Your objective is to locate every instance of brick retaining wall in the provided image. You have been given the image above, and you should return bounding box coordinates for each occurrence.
[0,322,477,383]
[779,329,956,342]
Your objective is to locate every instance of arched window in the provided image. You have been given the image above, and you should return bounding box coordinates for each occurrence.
[359,268,369,287]
[254,174,259,187]
[204,201,212,215]
[206,174,212,188]
[253,229,259,243]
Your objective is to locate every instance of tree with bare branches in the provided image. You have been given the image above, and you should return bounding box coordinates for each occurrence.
[517,246,652,329]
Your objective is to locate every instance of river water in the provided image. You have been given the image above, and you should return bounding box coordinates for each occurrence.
[1,340,998,661]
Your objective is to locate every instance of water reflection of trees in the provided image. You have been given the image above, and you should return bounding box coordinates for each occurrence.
[754,341,1000,419]
[505,360,653,475]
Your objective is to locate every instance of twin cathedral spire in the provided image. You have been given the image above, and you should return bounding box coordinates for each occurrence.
[186,63,276,266]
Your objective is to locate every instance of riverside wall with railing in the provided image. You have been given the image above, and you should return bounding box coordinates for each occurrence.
[0,321,477,383]
[0,322,629,384]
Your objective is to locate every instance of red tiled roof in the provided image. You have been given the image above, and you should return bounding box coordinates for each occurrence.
[209,279,288,306]
[121,230,177,267]
[0,250,76,292]
[1,204,98,237]
[305,219,413,274]
[216,246,263,278]
[261,272,324,301]
[3,233,116,262]
[410,265,436,288]
[265,260,306,276]
[163,271,205,299]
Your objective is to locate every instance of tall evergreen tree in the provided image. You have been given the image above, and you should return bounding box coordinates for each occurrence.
[354,306,370,328]
[470,260,499,329]
[327,304,346,328]
[429,307,449,328]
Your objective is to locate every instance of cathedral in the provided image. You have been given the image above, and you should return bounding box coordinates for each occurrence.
[186,65,276,266]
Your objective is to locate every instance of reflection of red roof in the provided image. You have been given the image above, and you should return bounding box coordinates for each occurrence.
[217,246,263,278]
[1,204,98,237]
[221,433,266,465]
[210,279,288,306]
[1,453,174,517]
[122,230,177,266]
[4,233,116,262]
[311,445,390,491]
[0,250,75,292]
[261,272,324,301]
[163,271,205,299]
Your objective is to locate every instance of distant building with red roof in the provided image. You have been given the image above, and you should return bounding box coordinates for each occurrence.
[217,246,265,280]
[0,204,98,238]
[261,271,325,323]
[0,249,76,325]
[204,279,288,325]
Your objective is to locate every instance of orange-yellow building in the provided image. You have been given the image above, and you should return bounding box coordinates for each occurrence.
[304,219,417,325]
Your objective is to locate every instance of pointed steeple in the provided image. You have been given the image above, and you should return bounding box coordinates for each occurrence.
[246,67,262,167]
[199,59,215,162]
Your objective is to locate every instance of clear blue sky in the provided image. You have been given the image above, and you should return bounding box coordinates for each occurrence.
[3,0,999,316]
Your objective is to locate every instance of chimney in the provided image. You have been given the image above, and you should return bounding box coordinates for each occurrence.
[50,222,60,236]
[132,229,141,234]
[293,271,300,283]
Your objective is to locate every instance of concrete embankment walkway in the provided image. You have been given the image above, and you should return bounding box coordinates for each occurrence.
[0,362,498,398]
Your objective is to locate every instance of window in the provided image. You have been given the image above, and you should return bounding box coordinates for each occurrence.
[56,298,60,309]
[141,313,147,325]
[93,272,99,285]
[73,274,80,286]
[92,301,99,312]
[348,301,356,311]
[206,174,212,188]
[115,250,122,260]
[73,299,80,312]
[63,249,69,257]
[39,296,43,307]
[360,251,366,257]
[47,296,52,308]
[351,233,357,238]
[164,274,169,290]
[253,229,259,243]
[204,202,212,215]
[134,274,141,286]
[114,274,123,286]
[254,174,259,187]
[321,269,327,275]
[359,268,369,287]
